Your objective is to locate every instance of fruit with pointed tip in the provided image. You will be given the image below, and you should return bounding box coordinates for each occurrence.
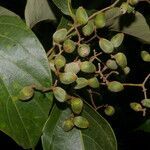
[130,102,142,111]
[107,81,124,92]
[106,59,118,70]
[82,21,95,36]
[80,61,96,73]
[74,77,88,89]
[111,33,124,48]
[141,51,150,62]
[63,118,74,132]
[88,77,100,88]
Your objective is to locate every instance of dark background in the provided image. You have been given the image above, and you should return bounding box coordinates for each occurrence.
[0,0,150,149]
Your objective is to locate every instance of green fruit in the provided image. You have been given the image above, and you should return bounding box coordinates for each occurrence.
[70,98,83,114]
[53,28,67,43]
[63,118,74,131]
[76,7,88,25]
[63,39,76,53]
[120,2,129,14]
[54,55,66,69]
[104,106,115,116]
[88,77,100,88]
[123,66,130,75]
[94,12,106,28]
[129,0,138,5]
[82,21,95,36]
[141,99,150,108]
[59,72,77,85]
[18,86,34,101]
[77,44,90,57]
[114,52,127,68]
[74,77,88,89]
[130,102,142,111]
[106,59,118,70]
[73,116,89,129]
[99,38,114,54]
[53,87,67,102]
[111,33,124,48]
[64,61,81,74]
[141,51,150,62]
[80,61,96,73]
[108,81,124,92]
[127,5,135,13]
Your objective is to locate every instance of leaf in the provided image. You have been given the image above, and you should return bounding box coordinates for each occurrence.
[0,6,19,17]
[52,0,70,16]
[42,103,117,150]
[105,7,150,44]
[25,0,56,28]
[0,16,53,149]
[137,119,150,133]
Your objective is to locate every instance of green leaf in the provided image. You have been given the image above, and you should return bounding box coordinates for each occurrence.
[52,0,71,16]
[0,16,53,149]
[25,0,56,28]
[0,6,19,17]
[105,7,150,44]
[42,103,117,150]
[137,119,150,133]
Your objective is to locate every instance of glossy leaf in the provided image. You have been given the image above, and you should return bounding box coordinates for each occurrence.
[0,16,53,149]
[105,7,150,44]
[25,0,56,28]
[42,103,117,150]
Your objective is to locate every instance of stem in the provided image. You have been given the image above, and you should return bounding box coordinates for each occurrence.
[122,83,143,87]
[88,0,120,20]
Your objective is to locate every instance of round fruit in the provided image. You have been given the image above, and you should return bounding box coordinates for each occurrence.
[64,61,81,74]
[77,44,90,57]
[141,99,150,108]
[114,52,127,68]
[73,116,89,129]
[62,118,74,132]
[106,59,118,70]
[88,77,100,88]
[123,66,130,75]
[141,51,150,62]
[59,72,77,85]
[129,0,138,5]
[63,39,76,53]
[94,12,106,28]
[130,102,142,111]
[74,77,88,89]
[76,7,88,25]
[80,61,96,73]
[18,86,34,101]
[53,87,67,102]
[53,28,67,43]
[54,55,66,69]
[70,98,83,114]
[104,106,115,116]
[111,33,124,48]
[107,81,124,92]
[82,21,95,36]
[99,38,114,54]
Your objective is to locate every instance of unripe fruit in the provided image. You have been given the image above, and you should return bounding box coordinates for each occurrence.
[130,102,142,111]
[106,59,118,70]
[80,61,96,73]
[77,44,90,57]
[70,98,83,114]
[141,99,150,108]
[88,77,100,88]
[63,118,74,132]
[114,52,127,68]
[53,28,67,43]
[18,86,34,101]
[74,77,88,89]
[64,61,81,74]
[59,72,77,85]
[53,87,67,102]
[120,2,129,14]
[54,55,66,69]
[73,116,89,129]
[129,0,138,5]
[76,7,88,25]
[49,59,56,72]
[63,39,76,53]
[104,106,115,116]
[127,5,135,13]
[99,38,114,54]
[141,51,150,62]
[111,33,124,48]
[94,12,106,28]
[107,81,124,92]
[82,21,95,36]
[123,66,130,75]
